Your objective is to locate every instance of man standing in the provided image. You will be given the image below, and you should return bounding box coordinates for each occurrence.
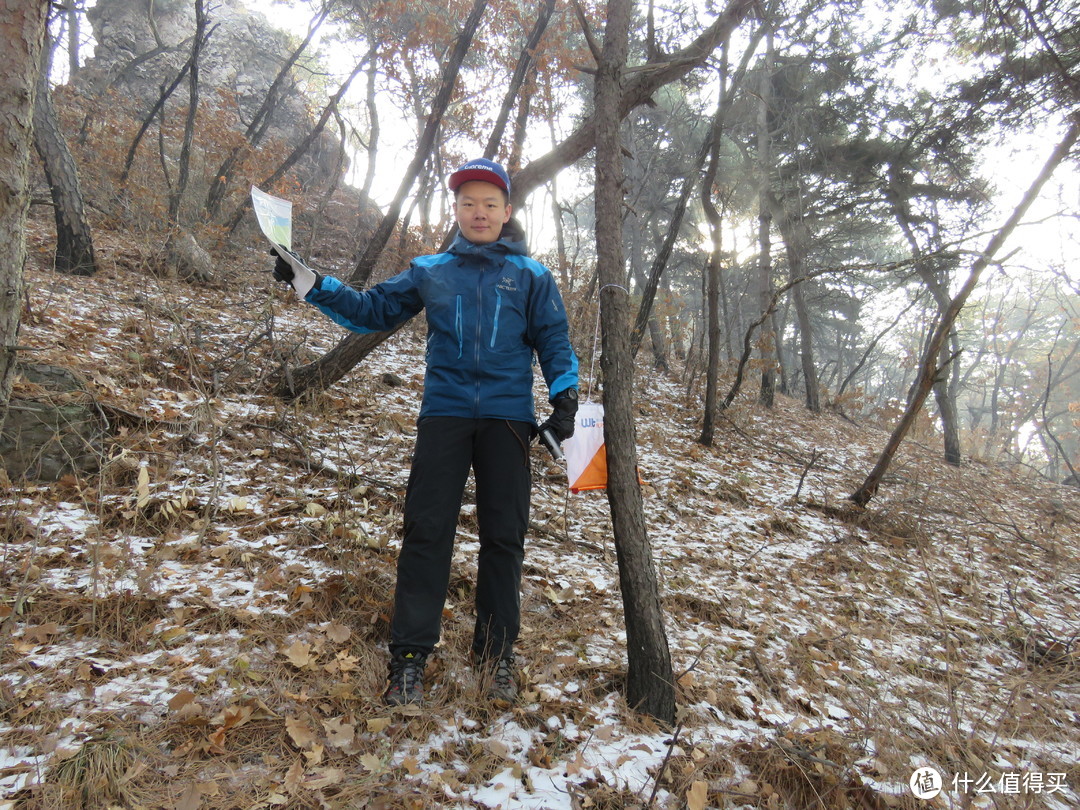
[271,158,579,706]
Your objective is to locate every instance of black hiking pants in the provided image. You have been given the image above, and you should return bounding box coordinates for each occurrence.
[389,417,532,661]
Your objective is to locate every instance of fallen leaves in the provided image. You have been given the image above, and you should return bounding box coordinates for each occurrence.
[366,717,392,734]
[286,715,317,749]
[21,623,59,644]
[686,780,708,810]
[167,690,197,713]
[137,463,151,509]
[282,640,316,669]
[322,716,355,748]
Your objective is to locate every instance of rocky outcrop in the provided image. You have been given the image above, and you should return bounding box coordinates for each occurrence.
[74,0,343,187]
[0,364,110,482]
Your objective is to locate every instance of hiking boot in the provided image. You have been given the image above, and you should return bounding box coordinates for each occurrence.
[484,656,517,705]
[383,651,427,706]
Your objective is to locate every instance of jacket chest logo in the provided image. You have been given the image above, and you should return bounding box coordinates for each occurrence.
[496,277,519,293]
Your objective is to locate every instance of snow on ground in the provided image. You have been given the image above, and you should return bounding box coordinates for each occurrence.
[1,255,1077,808]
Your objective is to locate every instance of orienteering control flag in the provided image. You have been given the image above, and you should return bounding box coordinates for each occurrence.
[565,401,607,492]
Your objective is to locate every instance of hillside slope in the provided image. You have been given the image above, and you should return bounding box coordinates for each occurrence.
[1,243,1077,809]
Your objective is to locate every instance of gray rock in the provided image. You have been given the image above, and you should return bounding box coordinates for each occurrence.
[166,229,215,283]
[1,364,110,482]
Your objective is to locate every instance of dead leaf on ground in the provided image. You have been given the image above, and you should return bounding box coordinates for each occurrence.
[323,716,355,748]
[283,640,316,668]
[687,780,708,810]
[324,622,351,643]
[303,766,343,789]
[174,782,202,810]
[286,715,317,749]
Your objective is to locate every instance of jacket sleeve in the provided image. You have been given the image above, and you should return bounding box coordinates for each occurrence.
[526,266,579,400]
[304,264,424,334]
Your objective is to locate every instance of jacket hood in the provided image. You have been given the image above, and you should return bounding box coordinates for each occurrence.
[450,216,529,258]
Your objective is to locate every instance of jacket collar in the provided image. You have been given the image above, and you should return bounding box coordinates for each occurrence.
[450,217,528,259]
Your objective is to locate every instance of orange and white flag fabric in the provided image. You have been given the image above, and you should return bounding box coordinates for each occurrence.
[564,401,607,492]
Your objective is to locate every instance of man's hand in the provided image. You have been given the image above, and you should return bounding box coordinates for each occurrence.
[270,245,321,298]
[538,388,578,442]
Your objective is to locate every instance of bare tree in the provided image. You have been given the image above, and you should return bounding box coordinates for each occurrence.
[483,0,556,159]
[168,0,207,225]
[849,115,1079,507]
[225,53,370,235]
[120,16,217,185]
[755,32,778,407]
[358,52,380,205]
[0,0,50,431]
[697,31,765,443]
[699,97,726,446]
[629,143,707,362]
[204,0,333,221]
[34,23,96,276]
[768,195,819,411]
[594,0,675,726]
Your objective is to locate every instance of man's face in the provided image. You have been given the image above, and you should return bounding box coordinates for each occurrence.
[453,180,512,244]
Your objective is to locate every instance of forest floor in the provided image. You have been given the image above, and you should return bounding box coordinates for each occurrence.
[1,227,1078,809]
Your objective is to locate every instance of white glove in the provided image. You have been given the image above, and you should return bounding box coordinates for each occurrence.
[271,245,320,299]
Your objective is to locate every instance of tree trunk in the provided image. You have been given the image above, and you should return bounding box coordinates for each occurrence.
[273,323,408,400]
[933,343,962,463]
[645,318,669,371]
[359,54,379,205]
[507,74,535,175]
[67,1,81,81]
[699,248,722,445]
[770,199,818,412]
[1,0,50,434]
[889,164,964,464]
[850,116,1078,507]
[167,0,206,226]
[915,267,963,465]
[33,34,96,276]
[699,56,729,447]
[755,34,776,408]
[595,0,674,726]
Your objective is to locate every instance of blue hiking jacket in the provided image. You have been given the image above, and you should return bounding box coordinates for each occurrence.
[304,221,578,425]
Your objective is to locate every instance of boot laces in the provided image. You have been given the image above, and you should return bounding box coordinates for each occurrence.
[387,652,426,700]
[492,658,514,690]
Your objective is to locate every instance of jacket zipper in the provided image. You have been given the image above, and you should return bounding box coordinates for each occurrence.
[490,290,502,349]
[474,273,483,416]
[455,295,463,359]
